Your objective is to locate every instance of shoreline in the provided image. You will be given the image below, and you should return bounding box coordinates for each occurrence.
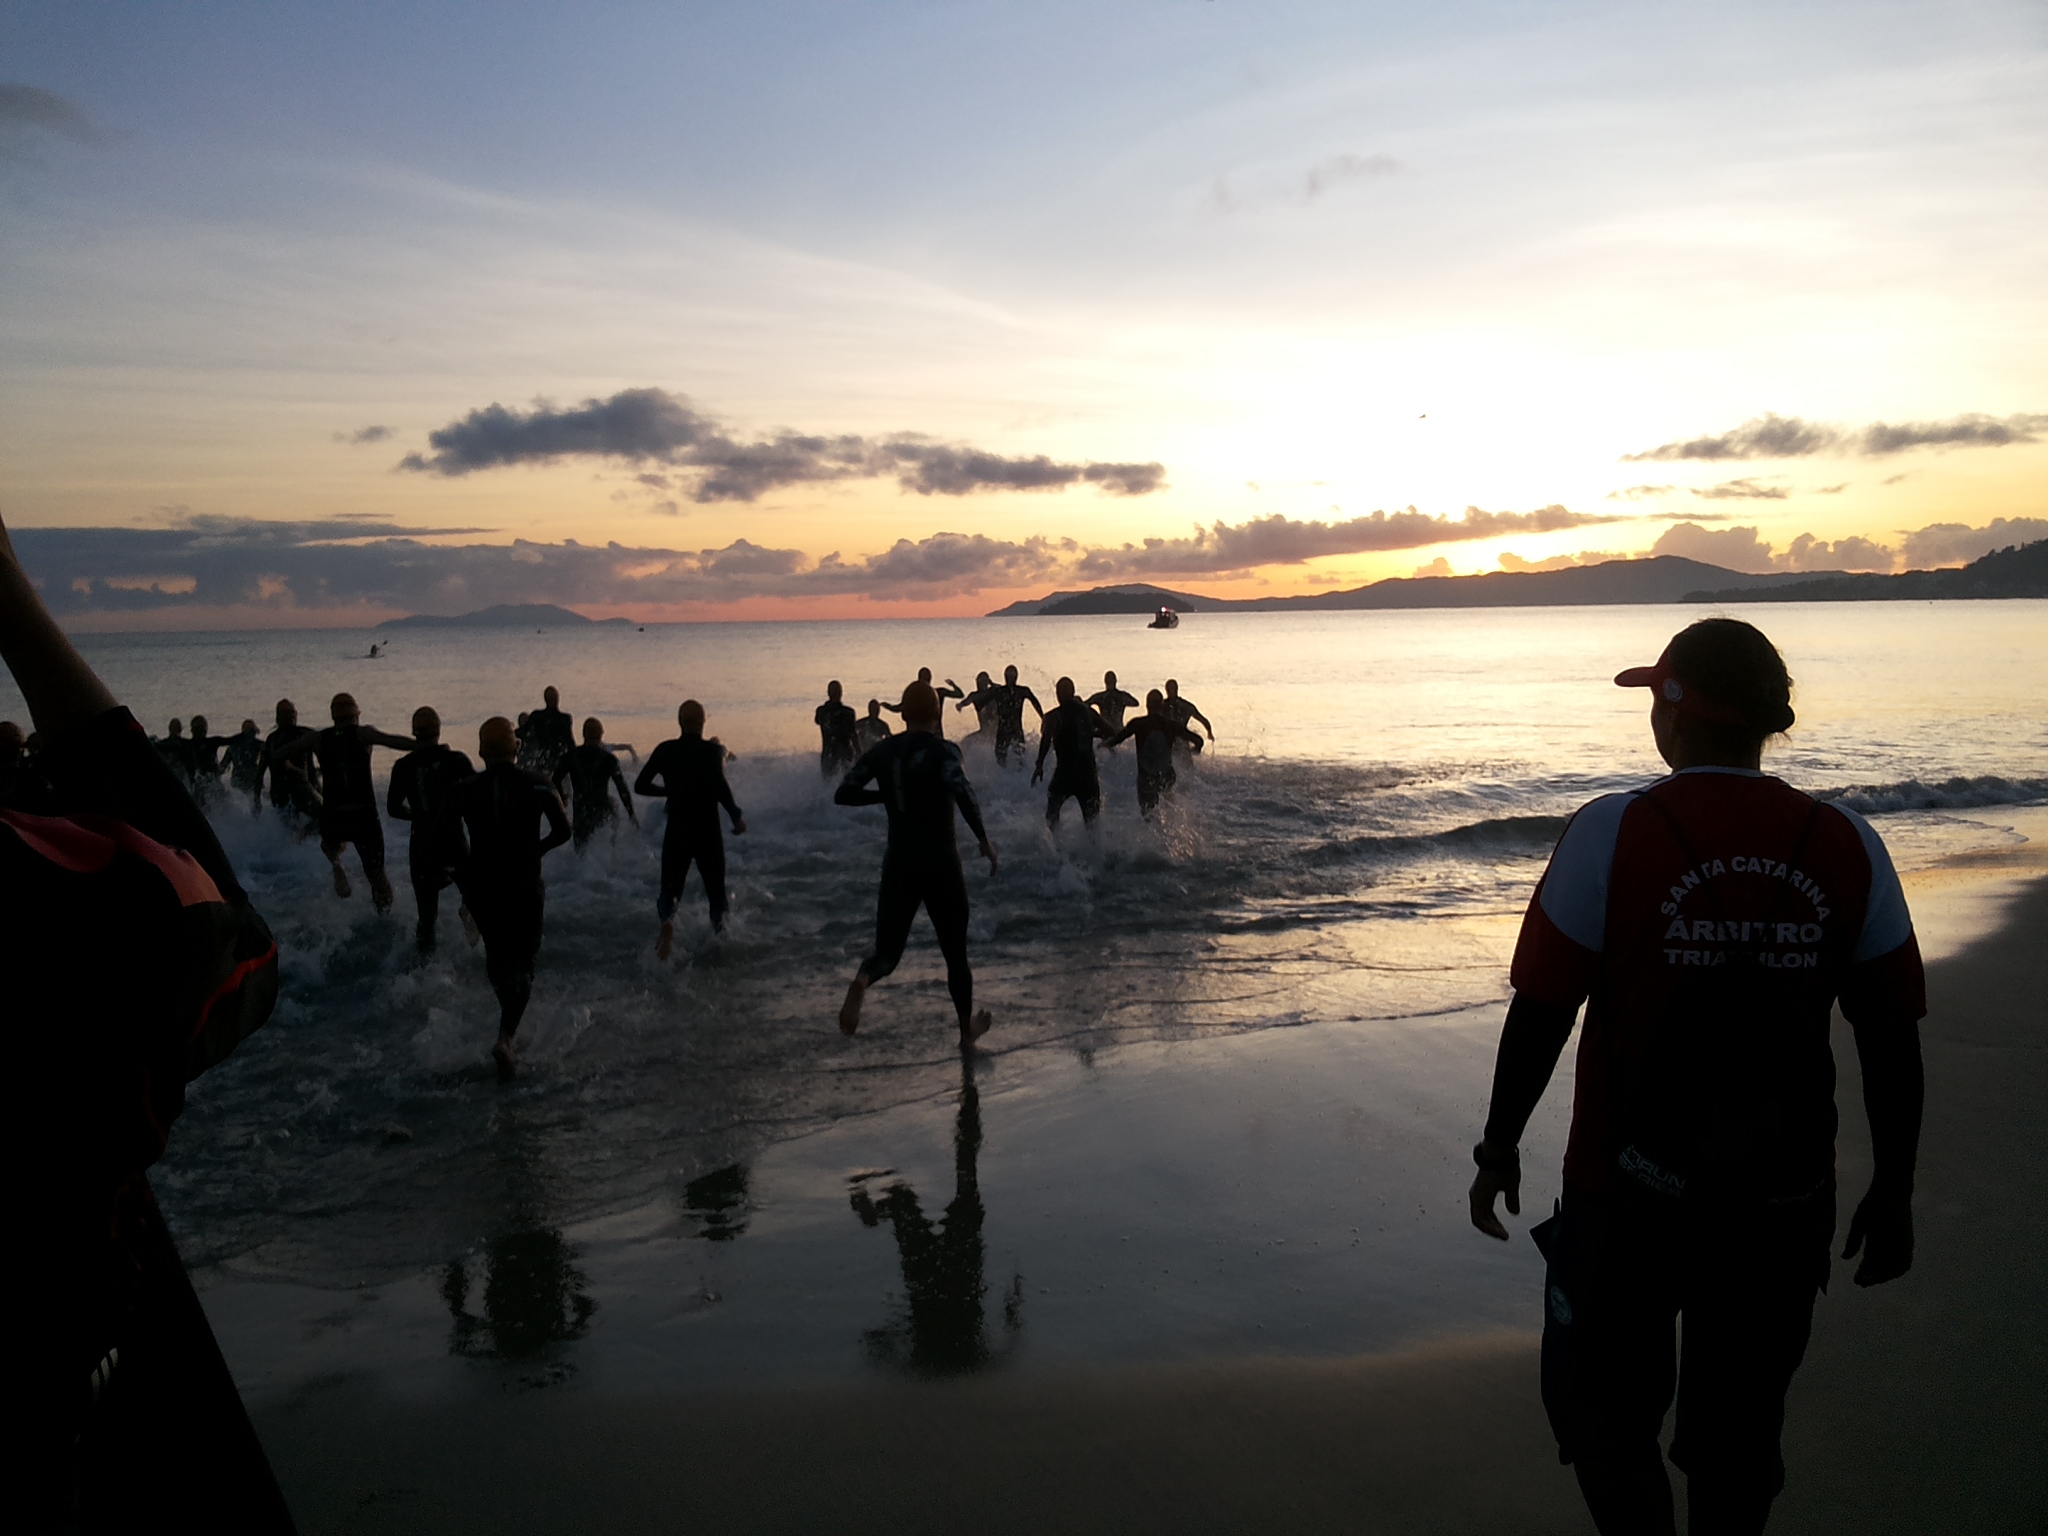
[226,869,2048,1533]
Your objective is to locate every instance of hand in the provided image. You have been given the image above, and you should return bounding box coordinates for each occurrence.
[980,838,999,876]
[1468,1146,1521,1242]
[731,816,747,835]
[1842,1184,1913,1286]
[1030,763,1043,784]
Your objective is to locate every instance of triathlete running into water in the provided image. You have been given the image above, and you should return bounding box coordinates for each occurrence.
[186,714,233,805]
[439,716,571,1076]
[635,700,746,956]
[154,718,196,790]
[553,718,638,849]
[275,692,417,912]
[1466,617,1926,1535]
[986,665,1044,768]
[856,698,893,753]
[517,686,575,776]
[1105,690,1204,815]
[253,698,323,830]
[386,706,477,953]
[835,681,998,1047]
[1162,678,1214,744]
[815,680,859,776]
[955,671,997,739]
[223,718,264,798]
[881,668,964,737]
[1032,677,1114,827]
[1086,671,1140,734]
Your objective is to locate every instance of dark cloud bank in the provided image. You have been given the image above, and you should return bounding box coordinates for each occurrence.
[1627,411,2048,463]
[398,387,1164,502]
[20,505,1615,617]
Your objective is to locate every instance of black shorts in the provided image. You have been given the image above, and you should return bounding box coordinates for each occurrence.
[320,806,386,872]
[1535,1184,1833,1502]
[1046,768,1101,822]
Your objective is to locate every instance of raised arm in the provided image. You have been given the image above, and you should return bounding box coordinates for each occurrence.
[363,726,419,752]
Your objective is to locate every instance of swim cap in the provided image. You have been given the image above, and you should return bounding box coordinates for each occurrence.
[478,716,517,762]
[1616,618,1795,735]
[678,700,706,733]
[900,681,941,724]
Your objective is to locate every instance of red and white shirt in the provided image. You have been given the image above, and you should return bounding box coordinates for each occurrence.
[1511,767,1925,1199]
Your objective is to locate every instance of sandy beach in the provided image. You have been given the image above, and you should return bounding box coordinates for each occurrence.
[204,856,2048,1535]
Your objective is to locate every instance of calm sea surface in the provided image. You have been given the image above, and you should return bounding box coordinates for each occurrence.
[9,602,2043,1288]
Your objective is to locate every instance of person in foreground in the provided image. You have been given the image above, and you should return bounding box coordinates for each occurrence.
[440,716,571,1076]
[1467,618,1925,1536]
[1,510,289,1529]
[835,680,998,1047]
[634,700,746,957]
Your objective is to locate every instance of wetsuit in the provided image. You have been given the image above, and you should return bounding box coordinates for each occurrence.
[1038,700,1110,826]
[1085,686,1140,733]
[990,683,1041,768]
[441,763,570,1036]
[387,742,477,949]
[635,735,743,929]
[835,732,989,1021]
[1107,714,1201,813]
[154,734,198,792]
[554,743,634,848]
[855,714,894,753]
[257,723,321,824]
[518,706,575,777]
[815,699,858,775]
[1491,769,1926,1528]
[310,724,387,880]
[1165,694,1212,754]
[223,729,264,796]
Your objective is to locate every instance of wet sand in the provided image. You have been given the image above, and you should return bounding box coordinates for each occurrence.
[234,874,2048,1534]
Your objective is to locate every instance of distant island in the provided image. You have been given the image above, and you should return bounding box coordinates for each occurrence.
[989,541,2048,616]
[377,603,636,630]
[1683,538,2048,604]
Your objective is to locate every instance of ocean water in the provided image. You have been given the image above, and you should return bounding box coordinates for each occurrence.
[9,602,2044,1300]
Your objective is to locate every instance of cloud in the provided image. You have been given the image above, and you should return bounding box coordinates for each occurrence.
[1693,478,1787,501]
[1608,484,1674,501]
[335,424,394,445]
[1411,557,1456,578]
[0,85,104,160]
[1816,484,1848,495]
[1650,523,1896,574]
[398,386,1165,503]
[1497,552,1586,573]
[1303,153,1399,200]
[1895,517,2048,569]
[1626,411,2048,462]
[1074,505,1616,579]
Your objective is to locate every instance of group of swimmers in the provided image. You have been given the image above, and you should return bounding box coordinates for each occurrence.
[0,664,1219,1074]
[815,666,1215,823]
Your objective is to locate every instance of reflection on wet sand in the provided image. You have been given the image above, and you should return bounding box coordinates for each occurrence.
[852,1056,1023,1374]
[442,1227,596,1360]
[684,1163,753,1241]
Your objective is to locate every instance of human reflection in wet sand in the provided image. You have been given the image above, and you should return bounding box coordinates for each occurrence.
[851,1055,1023,1373]
[442,1226,596,1361]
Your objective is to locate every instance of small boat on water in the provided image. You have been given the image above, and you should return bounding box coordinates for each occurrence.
[1148,605,1180,629]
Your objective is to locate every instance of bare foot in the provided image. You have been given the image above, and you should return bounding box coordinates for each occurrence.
[656,920,674,960]
[330,862,352,898]
[493,1037,517,1079]
[370,872,394,914]
[459,905,480,947]
[839,973,869,1036]
[960,1008,993,1046]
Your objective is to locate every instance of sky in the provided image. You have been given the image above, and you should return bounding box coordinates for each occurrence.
[2,0,2044,626]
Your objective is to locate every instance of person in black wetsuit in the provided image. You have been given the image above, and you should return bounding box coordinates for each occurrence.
[835,680,999,1047]
[516,686,575,777]
[387,706,477,953]
[275,692,417,912]
[1105,689,1204,815]
[554,717,638,849]
[956,671,997,740]
[253,698,322,831]
[186,714,232,806]
[223,718,264,800]
[880,667,964,737]
[1162,678,1214,743]
[815,680,858,776]
[1086,671,1140,734]
[440,716,571,1076]
[635,699,746,957]
[1032,676,1113,827]
[856,698,893,753]
[155,718,197,790]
